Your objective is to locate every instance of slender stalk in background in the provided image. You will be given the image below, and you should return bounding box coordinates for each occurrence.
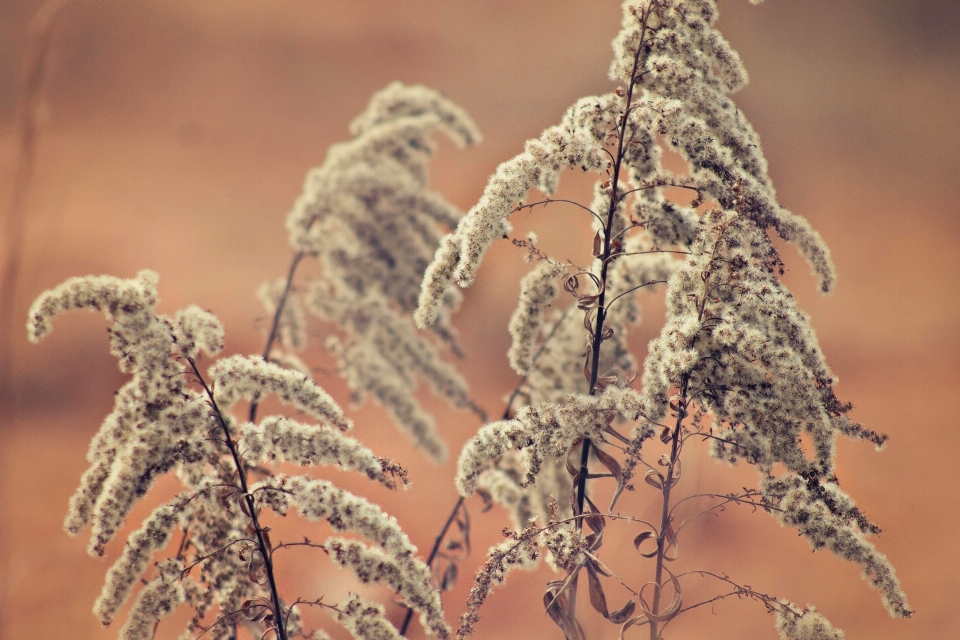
[0,0,70,413]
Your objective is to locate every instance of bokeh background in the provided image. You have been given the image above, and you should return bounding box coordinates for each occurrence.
[1,1,958,638]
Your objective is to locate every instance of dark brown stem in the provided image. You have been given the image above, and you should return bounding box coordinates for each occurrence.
[249,251,306,423]
[568,4,652,624]
[398,496,466,636]
[648,373,688,640]
[187,357,288,640]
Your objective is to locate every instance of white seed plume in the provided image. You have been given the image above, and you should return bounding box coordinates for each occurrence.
[507,263,562,376]
[254,474,448,638]
[336,594,404,640]
[447,3,906,638]
[117,560,185,640]
[776,606,845,640]
[240,415,400,488]
[211,354,351,431]
[281,81,482,461]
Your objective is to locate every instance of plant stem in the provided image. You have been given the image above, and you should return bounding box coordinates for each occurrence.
[399,496,466,636]
[188,357,288,640]
[249,250,306,424]
[569,4,652,624]
[648,373,688,640]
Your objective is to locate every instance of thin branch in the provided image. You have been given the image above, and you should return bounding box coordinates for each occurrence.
[513,198,606,229]
[249,250,306,423]
[604,279,667,315]
[399,496,466,636]
[187,357,289,640]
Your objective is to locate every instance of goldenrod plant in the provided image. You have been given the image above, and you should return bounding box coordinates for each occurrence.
[29,2,911,640]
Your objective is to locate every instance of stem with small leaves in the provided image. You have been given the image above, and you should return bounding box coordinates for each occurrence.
[187,357,288,640]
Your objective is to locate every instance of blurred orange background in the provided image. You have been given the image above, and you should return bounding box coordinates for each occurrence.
[1,1,958,639]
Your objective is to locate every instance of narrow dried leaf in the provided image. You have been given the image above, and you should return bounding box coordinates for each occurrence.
[583,307,597,332]
[663,520,679,561]
[659,426,672,444]
[566,439,585,477]
[586,563,609,617]
[441,562,459,591]
[593,446,621,478]
[248,552,267,585]
[476,487,494,513]
[238,494,252,517]
[584,495,605,534]
[638,570,683,624]
[592,230,603,258]
[608,600,637,624]
[619,615,646,640]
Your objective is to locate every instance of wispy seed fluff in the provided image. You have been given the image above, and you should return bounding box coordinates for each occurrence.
[417,0,835,331]
[456,386,644,496]
[27,271,218,554]
[29,271,428,639]
[117,560,185,640]
[254,475,449,638]
[336,594,404,640]
[211,354,351,431]
[776,606,844,640]
[280,81,482,461]
[240,415,401,488]
[507,262,562,375]
[437,2,904,638]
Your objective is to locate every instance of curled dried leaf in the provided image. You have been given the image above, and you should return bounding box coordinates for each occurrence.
[241,597,274,623]
[578,294,600,311]
[638,569,682,624]
[543,586,586,640]
[633,530,658,558]
[659,426,672,444]
[644,469,664,490]
[248,550,267,585]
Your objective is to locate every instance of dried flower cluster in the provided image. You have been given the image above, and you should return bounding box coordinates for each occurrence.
[278,81,484,463]
[27,269,447,639]
[30,2,913,640]
[416,1,911,639]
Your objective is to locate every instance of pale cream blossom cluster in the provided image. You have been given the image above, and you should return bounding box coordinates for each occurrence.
[427,1,909,637]
[507,262,562,376]
[456,386,644,496]
[27,271,220,555]
[117,560,186,640]
[211,354,350,431]
[255,474,449,638]
[28,271,446,639]
[775,606,845,640]
[240,415,399,487]
[276,82,482,461]
[336,594,404,640]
